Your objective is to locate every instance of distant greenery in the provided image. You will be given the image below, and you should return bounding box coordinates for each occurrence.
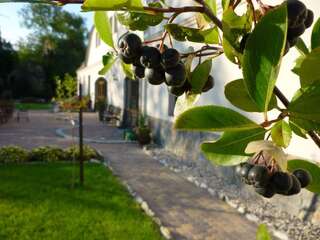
[15,102,52,110]
[0,163,164,240]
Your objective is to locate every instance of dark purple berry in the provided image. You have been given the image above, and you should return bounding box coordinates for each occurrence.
[202,75,214,93]
[288,23,306,40]
[239,163,254,180]
[285,174,301,195]
[118,33,142,58]
[133,65,145,78]
[271,172,293,194]
[293,169,312,188]
[140,46,161,68]
[165,63,186,87]
[255,184,275,198]
[304,10,314,28]
[248,165,270,187]
[145,67,165,85]
[161,48,181,68]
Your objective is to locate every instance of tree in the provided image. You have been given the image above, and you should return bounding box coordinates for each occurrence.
[18,5,87,98]
[0,31,18,98]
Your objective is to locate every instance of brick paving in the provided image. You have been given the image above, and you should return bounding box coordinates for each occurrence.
[0,111,259,240]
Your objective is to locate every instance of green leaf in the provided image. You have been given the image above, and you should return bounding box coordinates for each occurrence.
[121,61,134,79]
[295,37,309,56]
[99,53,116,75]
[271,120,292,148]
[221,0,230,12]
[293,47,320,87]
[116,2,163,31]
[288,82,320,122]
[256,224,271,240]
[311,18,320,50]
[94,12,114,48]
[242,4,287,112]
[164,24,219,44]
[82,0,143,11]
[288,159,320,194]
[225,79,277,112]
[222,7,253,63]
[205,0,216,15]
[190,60,212,93]
[201,128,266,166]
[290,117,320,132]
[289,121,307,139]
[174,105,261,132]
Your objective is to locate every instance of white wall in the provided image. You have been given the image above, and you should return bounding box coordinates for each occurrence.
[141,0,320,161]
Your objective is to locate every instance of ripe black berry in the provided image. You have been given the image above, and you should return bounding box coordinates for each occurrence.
[161,48,180,68]
[140,46,161,68]
[168,85,185,97]
[248,165,270,187]
[118,33,142,59]
[304,10,314,28]
[271,172,293,194]
[165,63,186,87]
[145,67,165,85]
[235,164,243,176]
[133,65,145,78]
[119,52,135,64]
[202,75,214,93]
[287,1,307,25]
[293,169,312,188]
[239,163,254,179]
[285,174,301,195]
[255,184,275,198]
[288,24,305,40]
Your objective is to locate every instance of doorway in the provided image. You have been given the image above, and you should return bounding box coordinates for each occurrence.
[123,78,139,128]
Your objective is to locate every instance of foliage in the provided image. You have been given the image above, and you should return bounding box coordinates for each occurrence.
[30,146,67,162]
[54,73,77,100]
[0,146,29,163]
[59,95,91,111]
[256,224,271,240]
[14,102,52,110]
[16,5,87,99]
[0,34,18,98]
[65,145,104,162]
[0,163,164,240]
[0,145,102,164]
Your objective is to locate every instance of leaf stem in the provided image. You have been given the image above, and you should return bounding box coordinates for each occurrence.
[273,86,320,149]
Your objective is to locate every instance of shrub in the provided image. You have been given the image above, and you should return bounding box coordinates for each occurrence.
[0,146,29,164]
[65,145,103,162]
[30,146,67,162]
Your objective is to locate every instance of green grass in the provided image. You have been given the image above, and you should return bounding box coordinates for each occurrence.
[15,103,52,110]
[0,163,164,240]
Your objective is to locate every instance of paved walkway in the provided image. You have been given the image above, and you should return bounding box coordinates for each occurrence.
[0,111,258,240]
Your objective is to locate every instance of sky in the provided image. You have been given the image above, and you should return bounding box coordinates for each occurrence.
[0,3,93,46]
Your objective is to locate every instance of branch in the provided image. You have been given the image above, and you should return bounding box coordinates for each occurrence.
[273,86,320,148]
[194,0,223,30]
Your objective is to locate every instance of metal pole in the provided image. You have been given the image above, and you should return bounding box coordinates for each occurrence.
[79,83,84,186]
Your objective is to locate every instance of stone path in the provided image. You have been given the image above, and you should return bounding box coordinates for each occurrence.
[0,111,258,240]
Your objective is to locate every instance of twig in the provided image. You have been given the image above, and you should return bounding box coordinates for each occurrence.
[273,86,320,149]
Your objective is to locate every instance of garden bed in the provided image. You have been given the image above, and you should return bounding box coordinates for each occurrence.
[0,163,164,240]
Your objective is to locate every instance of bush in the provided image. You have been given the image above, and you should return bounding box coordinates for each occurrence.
[0,146,29,164]
[65,145,103,162]
[30,146,67,162]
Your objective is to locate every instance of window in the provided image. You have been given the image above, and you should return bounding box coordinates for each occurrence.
[96,32,101,47]
[168,93,177,116]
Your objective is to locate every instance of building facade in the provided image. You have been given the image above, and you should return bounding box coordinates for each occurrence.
[77,0,320,222]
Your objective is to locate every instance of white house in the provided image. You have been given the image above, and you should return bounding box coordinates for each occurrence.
[77,0,320,220]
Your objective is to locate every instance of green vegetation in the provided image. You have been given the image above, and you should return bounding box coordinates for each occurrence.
[15,102,52,110]
[0,163,164,240]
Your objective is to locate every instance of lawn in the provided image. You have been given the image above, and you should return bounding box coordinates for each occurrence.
[15,102,52,110]
[0,163,164,240]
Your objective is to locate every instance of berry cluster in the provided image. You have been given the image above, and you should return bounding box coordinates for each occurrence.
[285,0,314,51]
[235,162,312,198]
[118,33,214,96]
